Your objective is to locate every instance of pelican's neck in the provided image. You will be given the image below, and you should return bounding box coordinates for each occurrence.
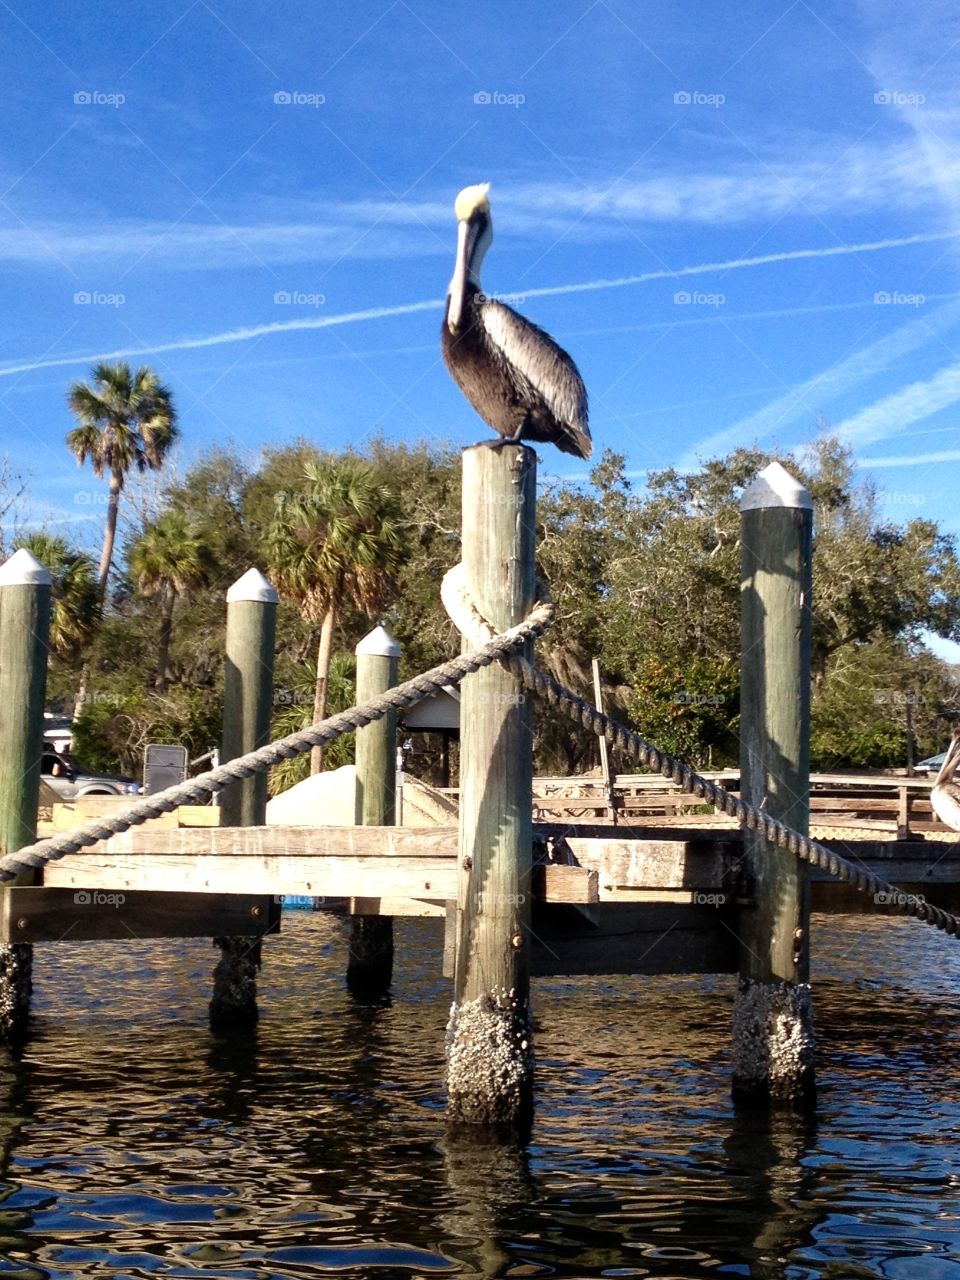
[446,214,491,333]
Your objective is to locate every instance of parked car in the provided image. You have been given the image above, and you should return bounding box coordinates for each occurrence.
[40,749,140,800]
[914,751,947,775]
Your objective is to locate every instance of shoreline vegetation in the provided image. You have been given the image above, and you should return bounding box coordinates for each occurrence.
[2,363,958,790]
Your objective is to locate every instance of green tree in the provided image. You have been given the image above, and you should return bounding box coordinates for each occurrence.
[13,531,98,662]
[66,361,178,608]
[128,511,209,692]
[269,653,357,795]
[267,456,404,773]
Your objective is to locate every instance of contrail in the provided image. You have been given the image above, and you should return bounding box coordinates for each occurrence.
[519,229,959,300]
[0,228,954,379]
[860,448,960,468]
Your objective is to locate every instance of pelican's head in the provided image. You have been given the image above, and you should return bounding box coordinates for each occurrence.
[454,182,491,223]
[447,182,493,334]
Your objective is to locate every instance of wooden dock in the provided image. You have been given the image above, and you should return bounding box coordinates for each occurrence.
[4,452,957,1121]
[9,821,954,976]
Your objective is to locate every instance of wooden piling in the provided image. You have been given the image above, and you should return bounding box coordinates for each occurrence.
[211,567,278,1029]
[220,569,278,828]
[348,624,400,997]
[0,549,51,1042]
[733,462,815,1106]
[446,444,537,1128]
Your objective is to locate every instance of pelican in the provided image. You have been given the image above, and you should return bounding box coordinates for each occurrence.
[931,730,960,832]
[441,183,591,459]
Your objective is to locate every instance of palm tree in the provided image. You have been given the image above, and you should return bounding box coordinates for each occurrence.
[268,457,404,773]
[66,361,178,610]
[269,653,357,795]
[14,531,98,660]
[128,511,208,692]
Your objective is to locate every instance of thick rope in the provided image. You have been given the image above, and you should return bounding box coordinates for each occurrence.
[507,655,960,939]
[0,595,555,882]
[441,566,960,937]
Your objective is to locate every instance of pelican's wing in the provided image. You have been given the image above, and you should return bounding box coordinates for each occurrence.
[481,301,591,457]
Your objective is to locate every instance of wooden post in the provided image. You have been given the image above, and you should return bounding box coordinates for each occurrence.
[220,568,277,827]
[592,658,616,823]
[0,549,51,1042]
[446,444,536,1128]
[211,567,277,1028]
[348,623,400,997]
[733,462,815,1106]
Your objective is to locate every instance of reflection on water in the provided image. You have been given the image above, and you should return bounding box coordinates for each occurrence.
[0,914,953,1277]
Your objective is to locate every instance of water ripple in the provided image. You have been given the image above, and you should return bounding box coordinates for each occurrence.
[0,914,949,1278]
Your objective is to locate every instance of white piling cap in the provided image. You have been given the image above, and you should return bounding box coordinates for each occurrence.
[226,567,278,603]
[356,624,401,658]
[0,547,52,586]
[740,461,813,512]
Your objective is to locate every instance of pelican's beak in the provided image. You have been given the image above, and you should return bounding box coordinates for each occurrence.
[446,217,478,335]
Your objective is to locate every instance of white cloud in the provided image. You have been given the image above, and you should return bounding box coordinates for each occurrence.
[682,296,960,464]
[0,135,955,271]
[835,363,960,445]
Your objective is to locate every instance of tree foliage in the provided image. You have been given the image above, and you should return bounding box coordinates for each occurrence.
[23,425,960,784]
[66,361,179,607]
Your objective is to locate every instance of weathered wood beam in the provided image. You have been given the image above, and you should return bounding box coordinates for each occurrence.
[43,852,457,900]
[0,888,281,943]
[65,825,459,858]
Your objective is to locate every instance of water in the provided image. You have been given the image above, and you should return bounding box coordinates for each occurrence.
[1,913,959,1279]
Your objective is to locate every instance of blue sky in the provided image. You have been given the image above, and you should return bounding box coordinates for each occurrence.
[2,0,959,650]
